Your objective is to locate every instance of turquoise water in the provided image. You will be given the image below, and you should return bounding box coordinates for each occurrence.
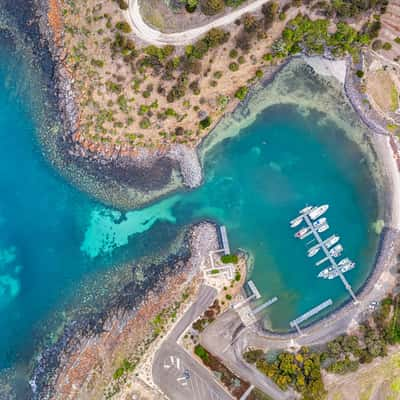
[0,42,379,377]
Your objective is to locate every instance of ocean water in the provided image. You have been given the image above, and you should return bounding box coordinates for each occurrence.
[0,39,379,382]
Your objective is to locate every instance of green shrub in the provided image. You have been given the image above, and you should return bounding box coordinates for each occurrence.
[221,254,239,264]
[116,0,128,10]
[395,37,400,44]
[356,70,364,78]
[140,118,151,129]
[211,269,220,274]
[243,349,264,364]
[238,55,245,64]
[115,21,132,33]
[226,294,232,300]
[229,49,238,58]
[113,367,124,380]
[229,62,239,71]
[383,42,392,50]
[255,69,263,79]
[199,116,212,129]
[91,59,104,68]
[194,344,209,360]
[234,86,248,100]
[213,70,223,79]
[185,0,198,12]
[263,53,273,62]
[200,0,225,15]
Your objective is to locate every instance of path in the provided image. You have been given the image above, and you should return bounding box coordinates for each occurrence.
[126,0,283,46]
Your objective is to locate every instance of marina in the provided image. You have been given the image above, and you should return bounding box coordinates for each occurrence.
[291,205,358,302]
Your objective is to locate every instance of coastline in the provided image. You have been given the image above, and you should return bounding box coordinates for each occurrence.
[4,0,398,396]
[29,222,219,399]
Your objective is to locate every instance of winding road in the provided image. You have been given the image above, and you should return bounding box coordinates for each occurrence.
[126,0,280,46]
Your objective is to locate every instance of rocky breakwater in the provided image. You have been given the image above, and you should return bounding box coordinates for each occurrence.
[30,222,219,400]
[35,0,203,200]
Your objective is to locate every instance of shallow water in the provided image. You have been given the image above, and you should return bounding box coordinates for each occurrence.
[0,35,379,385]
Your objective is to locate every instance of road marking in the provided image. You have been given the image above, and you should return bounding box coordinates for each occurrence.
[177,357,181,370]
[170,355,174,365]
[163,362,171,369]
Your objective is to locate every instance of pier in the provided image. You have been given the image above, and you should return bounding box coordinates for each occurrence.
[219,225,231,255]
[252,296,278,315]
[290,299,333,334]
[248,280,261,300]
[302,214,358,302]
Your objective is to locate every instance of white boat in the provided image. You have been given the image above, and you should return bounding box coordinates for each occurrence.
[330,244,343,257]
[295,227,310,238]
[318,261,355,279]
[290,215,303,228]
[313,218,327,228]
[308,234,338,254]
[338,258,352,267]
[308,247,320,257]
[309,204,329,220]
[300,206,313,214]
[323,235,340,248]
[317,223,329,233]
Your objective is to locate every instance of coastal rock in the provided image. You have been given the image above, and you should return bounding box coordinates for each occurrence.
[30,222,219,400]
[168,144,203,188]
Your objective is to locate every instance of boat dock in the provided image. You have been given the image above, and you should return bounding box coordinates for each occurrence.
[219,225,231,255]
[252,296,278,315]
[302,213,358,302]
[290,299,333,334]
[248,280,261,300]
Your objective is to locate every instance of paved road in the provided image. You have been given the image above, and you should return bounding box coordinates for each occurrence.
[126,0,284,45]
[201,310,296,400]
[152,285,233,400]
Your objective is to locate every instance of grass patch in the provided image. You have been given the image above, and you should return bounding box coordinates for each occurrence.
[221,254,238,264]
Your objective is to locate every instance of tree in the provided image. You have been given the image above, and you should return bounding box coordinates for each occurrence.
[200,0,225,15]
[243,349,264,364]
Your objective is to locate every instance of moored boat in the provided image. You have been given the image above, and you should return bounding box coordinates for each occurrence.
[330,244,343,257]
[313,217,327,228]
[318,261,355,279]
[324,235,340,248]
[290,215,303,228]
[309,204,329,220]
[308,246,320,257]
[300,205,313,214]
[317,223,329,233]
[295,227,310,238]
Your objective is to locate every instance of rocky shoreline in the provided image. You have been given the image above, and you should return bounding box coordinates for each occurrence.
[33,0,203,208]
[29,221,218,400]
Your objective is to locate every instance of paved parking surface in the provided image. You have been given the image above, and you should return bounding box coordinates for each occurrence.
[161,353,229,400]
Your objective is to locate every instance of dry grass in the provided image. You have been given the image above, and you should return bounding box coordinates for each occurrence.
[324,348,400,400]
[58,0,294,159]
[366,69,399,113]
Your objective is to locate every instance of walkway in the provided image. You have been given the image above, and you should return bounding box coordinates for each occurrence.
[126,0,284,46]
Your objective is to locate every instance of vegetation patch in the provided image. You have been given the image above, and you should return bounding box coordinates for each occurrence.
[244,294,400,399]
[221,254,239,264]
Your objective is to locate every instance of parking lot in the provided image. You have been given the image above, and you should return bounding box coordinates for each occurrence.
[157,350,232,400]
